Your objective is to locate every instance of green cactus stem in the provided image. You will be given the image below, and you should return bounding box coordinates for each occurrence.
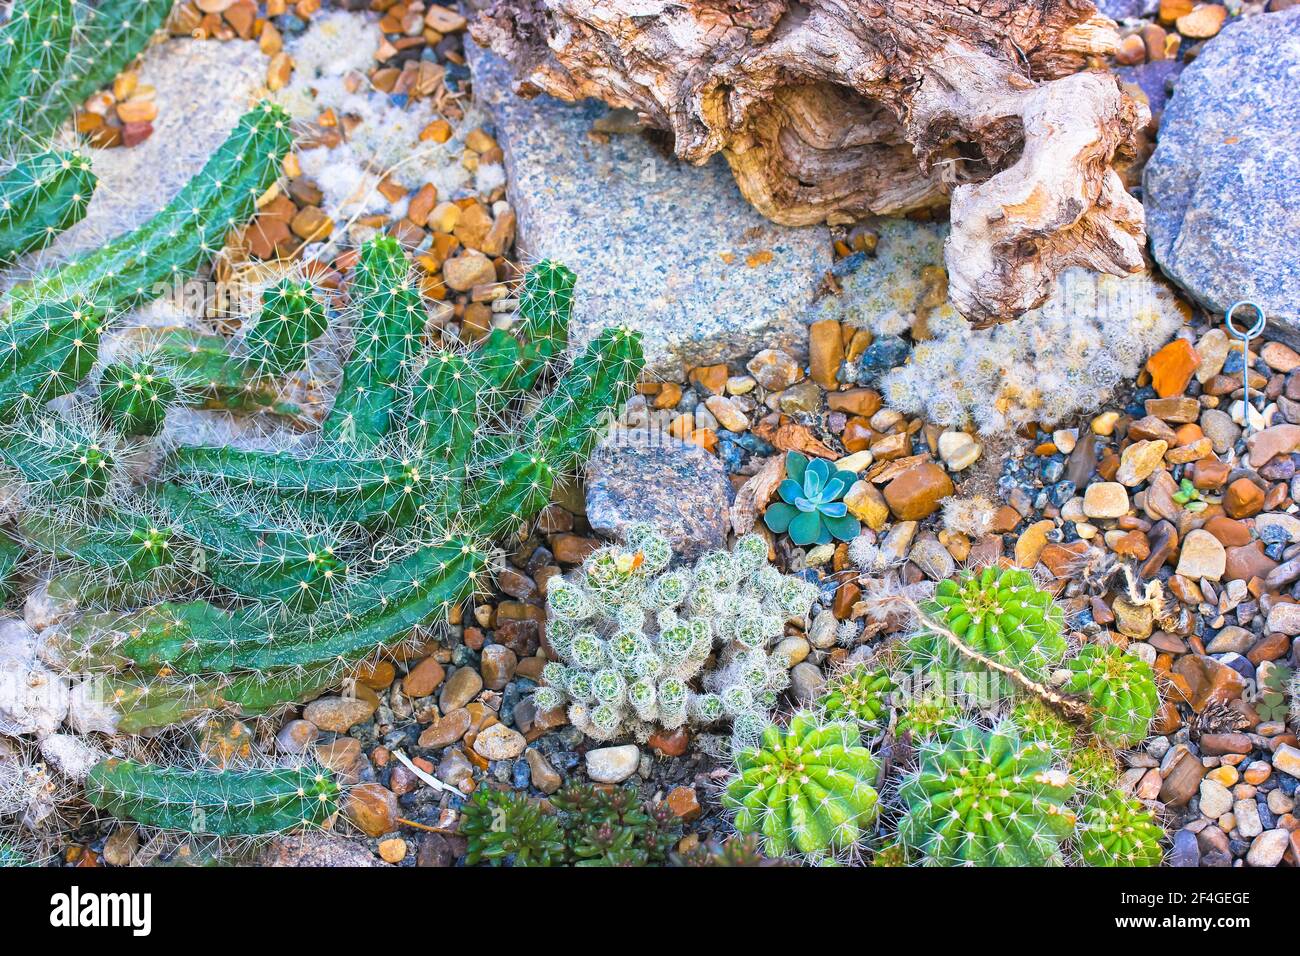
[725,712,880,857]
[84,758,340,837]
[0,424,112,498]
[320,235,424,446]
[245,278,328,376]
[0,149,96,263]
[0,527,23,601]
[0,0,74,149]
[898,723,1075,866]
[1076,790,1164,867]
[18,510,175,582]
[0,294,104,421]
[819,665,894,727]
[10,101,292,319]
[53,536,488,677]
[149,326,303,415]
[1061,643,1159,746]
[97,359,177,437]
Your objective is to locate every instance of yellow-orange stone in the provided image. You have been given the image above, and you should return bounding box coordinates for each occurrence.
[1146,338,1200,398]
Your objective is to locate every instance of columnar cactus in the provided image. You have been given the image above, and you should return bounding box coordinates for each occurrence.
[56,0,174,116]
[898,723,1076,866]
[0,0,74,149]
[0,294,103,420]
[0,149,95,263]
[37,252,642,733]
[244,279,328,376]
[84,759,340,837]
[539,529,813,745]
[9,101,292,321]
[724,712,880,858]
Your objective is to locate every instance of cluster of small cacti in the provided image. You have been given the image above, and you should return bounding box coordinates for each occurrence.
[539,528,816,745]
[774,564,1169,866]
[459,783,681,867]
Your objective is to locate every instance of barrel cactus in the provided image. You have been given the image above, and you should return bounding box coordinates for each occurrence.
[1075,791,1164,867]
[724,712,880,858]
[1061,643,1159,746]
[913,565,1067,686]
[898,723,1075,866]
[819,664,894,727]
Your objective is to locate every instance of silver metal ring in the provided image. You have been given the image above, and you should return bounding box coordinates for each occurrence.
[1225,300,1267,341]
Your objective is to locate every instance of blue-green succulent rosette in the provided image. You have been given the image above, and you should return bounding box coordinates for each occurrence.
[763,451,860,546]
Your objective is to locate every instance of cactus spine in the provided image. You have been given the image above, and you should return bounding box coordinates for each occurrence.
[0,0,74,150]
[84,759,340,837]
[97,359,177,436]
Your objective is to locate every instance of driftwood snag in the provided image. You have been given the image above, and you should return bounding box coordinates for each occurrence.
[471,0,1149,326]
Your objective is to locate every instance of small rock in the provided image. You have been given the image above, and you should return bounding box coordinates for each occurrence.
[439,667,483,712]
[882,462,954,521]
[343,783,399,837]
[1116,440,1167,486]
[472,723,527,760]
[301,695,375,734]
[937,430,981,471]
[1083,482,1130,519]
[585,744,640,783]
[525,749,562,793]
[275,719,319,754]
[377,838,407,864]
[1174,528,1226,581]
[789,661,826,702]
[1245,829,1289,867]
[442,251,496,291]
[746,348,803,391]
[1199,779,1233,818]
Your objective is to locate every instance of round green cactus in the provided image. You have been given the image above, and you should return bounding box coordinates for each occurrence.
[820,665,894,726]
[725,712,879,857]
[898,723,1075,866]
[916,566,1067,683]
[896,694,960,740]
[245,279,328,375]
[1076,791,1164,867]
[98,360,177,437]
[1061,644,1159,746]
[1010,697,1075,752]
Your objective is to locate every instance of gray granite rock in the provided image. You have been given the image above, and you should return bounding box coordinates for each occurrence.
[585,429,731,558]
[466,46,830,379]
[1144,10,1300,341]
[256,833,380,867]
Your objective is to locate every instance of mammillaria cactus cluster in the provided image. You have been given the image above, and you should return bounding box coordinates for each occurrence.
[539,528,815,745]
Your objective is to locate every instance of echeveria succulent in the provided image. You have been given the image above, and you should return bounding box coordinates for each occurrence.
[763,452,860,546]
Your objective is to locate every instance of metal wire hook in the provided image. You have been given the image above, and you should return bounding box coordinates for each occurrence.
[1225,301,1267,436]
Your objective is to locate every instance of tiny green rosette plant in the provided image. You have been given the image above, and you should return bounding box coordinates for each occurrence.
[763,451,859,546]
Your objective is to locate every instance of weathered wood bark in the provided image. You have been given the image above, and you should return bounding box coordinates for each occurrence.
[470,0,1148,326]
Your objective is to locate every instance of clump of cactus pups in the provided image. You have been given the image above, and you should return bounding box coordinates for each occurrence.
[724,712,880,859]
[538,528,816,745]
[1061,643,1160,747]
[84,758,340,838]
[898,722,1075,866]
[763,451,860,546]
[1074,790,1164,867]
[40,255,642,734]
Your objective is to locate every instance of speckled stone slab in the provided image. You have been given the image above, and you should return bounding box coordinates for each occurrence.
[467,46,831,379]
[585,430,732,558]
[1143,8,1300,340]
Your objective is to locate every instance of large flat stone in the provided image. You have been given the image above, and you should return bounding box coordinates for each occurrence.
[585,429,731,558]
[466,46,830,379]
[1143,9,1300,342]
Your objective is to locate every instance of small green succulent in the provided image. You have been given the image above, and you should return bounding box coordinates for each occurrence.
[551,784,681,866]
[1061,644,1159,746]
[671,833,774,867]
[820,665,894,727]
[898,723,1075,866]
[725,712,879,857]
[458,788,566,867]
[1076,791,1164,867]
[763,452,860,546]
[1172,478,1205,512]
